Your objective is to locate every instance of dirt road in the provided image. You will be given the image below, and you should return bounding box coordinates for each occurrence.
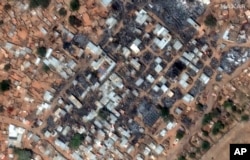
[0,116,72,160]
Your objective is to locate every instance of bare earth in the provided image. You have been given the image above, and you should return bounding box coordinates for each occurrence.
[202,122,250,160]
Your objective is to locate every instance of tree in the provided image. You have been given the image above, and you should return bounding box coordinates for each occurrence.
[160,107,174,122]
[14,148,33,160]
[4,3,11,11]
[161,107,169,116]
[58,8,67,16]
[69,133,85,149]
[70,0,80,11]
[39,0,51,8]
[4,63,11,71]
[204,14,217,27]
[37,46,46,57]
[0,79,11,92]
[202,130,209,137]
[202,113,213,125]
[241,114,249,121]
[176,130,185,140]
[42,64,50,72]
[231,105,237,112]
[178,155,186,160]
[69,15,82,27]
[196,103,206,111]
[189,152,196,158]
[223,99,234,108]
[201,140,210,150]
[29,0,51,9]
[212,121,224,135]
[98,107,110,120]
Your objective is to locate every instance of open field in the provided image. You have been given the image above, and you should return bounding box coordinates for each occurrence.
[201,122,250,160]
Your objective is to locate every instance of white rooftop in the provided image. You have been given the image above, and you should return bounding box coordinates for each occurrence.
[173,40,183,51]
[135,9,148,25]
[182,94,194,103]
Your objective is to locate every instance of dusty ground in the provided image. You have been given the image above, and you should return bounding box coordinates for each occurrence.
[202,122,250,160]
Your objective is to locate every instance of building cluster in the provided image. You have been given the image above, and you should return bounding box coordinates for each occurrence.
[33,3,219,158]
[213,1,250,43]
[1,0,214,159]
[2,0,250,159]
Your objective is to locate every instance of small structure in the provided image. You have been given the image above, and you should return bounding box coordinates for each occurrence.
[135,10,149,25]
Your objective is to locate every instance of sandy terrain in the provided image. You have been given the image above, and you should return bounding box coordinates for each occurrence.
[202,122,250,160]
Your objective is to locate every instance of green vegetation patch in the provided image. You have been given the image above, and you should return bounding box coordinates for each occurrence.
[178,155,186,160]
[42,64,50,72]
[69,133,85,149]
[241,114,249,121]
[160,107,174,122]
[196,103,206,111]
[4,3,11,11]
[59,7,67,16]
[69,15,82,27]
[189,152,196,158]
[70,0,80,11]
[176,130,185,140]
[37,46,47,57]
[202,130,209,137]
[212,121,224,135]
[223,99,234,108]
[201,140,211,151]
[4,63,11,71]
[29,0,51,9]
[204,14,217,27]
[0,79,11,92]
[14,148,33,160]
[202,113,213,125]
[98,107,110,120]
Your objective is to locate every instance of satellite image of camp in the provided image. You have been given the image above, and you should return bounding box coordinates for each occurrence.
[0,0,250,160]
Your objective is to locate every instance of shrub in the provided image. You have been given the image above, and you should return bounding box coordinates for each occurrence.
[189,152,196,158]
[223,99,234,108]
[212,121,224,135]
[178,155,186,160]
[42,64,50,72]
[196,103,206,111]
[37,47,46,57]
[14,148,33,160]
[69,15,82,27]
[98,107,110,119]
[69,133,85,149]
[204,14,217,27]
[4,3,11,11]
[29,0,51,9]
[70,0,80,11]
[0,79,11,92]
[202,113,213,125]
[58,8,67,16]
[202,130,209,137]
[241,114,249,121]
[4,63,11,71]
[201,140,210,150]
[176,130,185,140]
